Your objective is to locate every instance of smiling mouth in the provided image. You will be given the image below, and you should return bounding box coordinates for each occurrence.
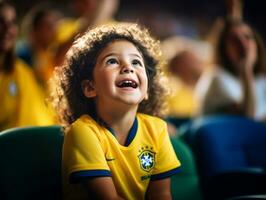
[117,80,138,89]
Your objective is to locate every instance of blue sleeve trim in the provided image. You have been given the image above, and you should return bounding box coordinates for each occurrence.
[69,169,111,184]
[150,167,181,181]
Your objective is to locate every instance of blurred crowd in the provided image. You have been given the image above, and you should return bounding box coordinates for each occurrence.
[1,0,266,132]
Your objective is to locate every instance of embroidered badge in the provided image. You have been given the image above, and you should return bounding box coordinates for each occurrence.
[138,147,155,172]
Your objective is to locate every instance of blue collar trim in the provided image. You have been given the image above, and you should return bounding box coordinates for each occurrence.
[107,117,138,147]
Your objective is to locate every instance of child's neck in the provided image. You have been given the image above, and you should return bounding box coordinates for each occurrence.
[97,106,138,145]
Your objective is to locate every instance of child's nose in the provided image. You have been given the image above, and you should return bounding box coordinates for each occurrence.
[122,68,134,73]
[121,64,134,74]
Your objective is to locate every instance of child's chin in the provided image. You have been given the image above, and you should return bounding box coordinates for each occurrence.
[120,98,143,106]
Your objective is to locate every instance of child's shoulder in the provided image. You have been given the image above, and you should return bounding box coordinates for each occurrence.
[66,115,105,143]
[137,113,167,128]
[137,113,168,139]
[69,114,99,133]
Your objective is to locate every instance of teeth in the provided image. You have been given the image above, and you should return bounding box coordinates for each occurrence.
[118,80,137,88]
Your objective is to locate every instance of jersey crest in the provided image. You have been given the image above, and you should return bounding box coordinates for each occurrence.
[138,148,155,172]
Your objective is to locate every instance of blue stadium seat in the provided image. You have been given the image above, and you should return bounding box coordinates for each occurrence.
[181,115,266,200]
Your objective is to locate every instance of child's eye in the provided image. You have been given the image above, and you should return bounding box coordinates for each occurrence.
[132,59,143,67]
[106,58,118,65]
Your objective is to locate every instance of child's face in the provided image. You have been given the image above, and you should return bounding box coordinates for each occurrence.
[83,40,148,110]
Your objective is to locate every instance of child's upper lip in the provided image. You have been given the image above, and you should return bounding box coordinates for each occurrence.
[116,78,139,88]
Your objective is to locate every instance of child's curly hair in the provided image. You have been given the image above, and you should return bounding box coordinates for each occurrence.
[50,22,167,127]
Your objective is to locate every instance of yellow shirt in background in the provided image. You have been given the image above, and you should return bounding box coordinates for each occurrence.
[55,18,81,45]
[166,76,199,117]
[55,17,117,45]
[33,48,56,89]
[0,59,55,131]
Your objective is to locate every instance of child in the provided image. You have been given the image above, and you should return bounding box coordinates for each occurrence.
[50,22,181,200]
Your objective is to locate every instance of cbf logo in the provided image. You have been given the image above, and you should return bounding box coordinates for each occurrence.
[138,146,155,172]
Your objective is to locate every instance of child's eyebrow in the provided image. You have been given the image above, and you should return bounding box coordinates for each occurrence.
[130,54,143,59]
[100,53,143,62]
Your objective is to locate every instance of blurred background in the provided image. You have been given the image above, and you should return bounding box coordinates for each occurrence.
[1,1,266,200]
[3,0,265,128]
[11,0,266,41]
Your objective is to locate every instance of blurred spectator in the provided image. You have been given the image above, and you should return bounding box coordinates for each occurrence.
[55,0,120,65]
[16,2,61,90]
[0,1,55,131]
[162,36,212,118]
[197,18,266,121]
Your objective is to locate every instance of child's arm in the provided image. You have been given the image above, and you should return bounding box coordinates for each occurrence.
[145,178,172,200]
[83,177,125,200]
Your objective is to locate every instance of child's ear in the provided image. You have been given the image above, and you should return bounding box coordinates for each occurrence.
[82,80,97,98]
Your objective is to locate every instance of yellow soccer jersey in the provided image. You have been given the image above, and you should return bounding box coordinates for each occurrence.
[63,113,181,200]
